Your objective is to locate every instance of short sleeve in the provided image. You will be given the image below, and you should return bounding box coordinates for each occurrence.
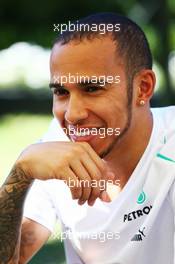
[23,179,57,233]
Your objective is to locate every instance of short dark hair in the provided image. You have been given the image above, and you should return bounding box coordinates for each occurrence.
[54,12,153,104]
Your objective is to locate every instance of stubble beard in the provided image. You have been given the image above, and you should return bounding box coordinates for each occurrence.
[99,85,133,159]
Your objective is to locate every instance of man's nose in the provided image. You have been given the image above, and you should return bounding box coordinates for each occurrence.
[65,94,89,124]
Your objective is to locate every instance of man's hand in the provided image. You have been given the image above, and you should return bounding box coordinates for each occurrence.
[17,141,114,206]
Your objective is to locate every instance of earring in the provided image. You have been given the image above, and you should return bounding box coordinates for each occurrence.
[140,100,145,106]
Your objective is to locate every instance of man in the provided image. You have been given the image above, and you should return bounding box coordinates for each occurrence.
[0,12,174,264]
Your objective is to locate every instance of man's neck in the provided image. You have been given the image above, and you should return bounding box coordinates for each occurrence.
[104,110,153,189]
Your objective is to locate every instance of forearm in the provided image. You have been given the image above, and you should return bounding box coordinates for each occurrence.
[0,165,33,263]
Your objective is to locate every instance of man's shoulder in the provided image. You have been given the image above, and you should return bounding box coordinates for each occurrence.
[151,106,175,165]
[151,105,175,120]
[152,106,175,136]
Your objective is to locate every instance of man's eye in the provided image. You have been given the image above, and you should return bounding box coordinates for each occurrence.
[85,86,102,93]
[53,88,69,96]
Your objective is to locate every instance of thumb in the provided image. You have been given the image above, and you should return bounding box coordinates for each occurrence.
[99,190,111,203]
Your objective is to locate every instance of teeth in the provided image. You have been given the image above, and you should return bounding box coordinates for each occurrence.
[74,130,91,136]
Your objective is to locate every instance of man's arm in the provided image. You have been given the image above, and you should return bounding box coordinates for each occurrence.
[0,165,33,263]
[0,141,113,262]
[19,217,51,263]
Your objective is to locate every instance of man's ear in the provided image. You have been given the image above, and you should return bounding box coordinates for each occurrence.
[133,69,156,106]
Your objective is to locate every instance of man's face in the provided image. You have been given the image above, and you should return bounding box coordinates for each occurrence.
[50,37,132,158]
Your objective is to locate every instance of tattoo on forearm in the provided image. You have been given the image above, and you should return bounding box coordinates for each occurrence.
[0,166,33,263]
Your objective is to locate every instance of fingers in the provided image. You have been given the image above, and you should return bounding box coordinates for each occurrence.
[66,142,115,206]
[78,142,106,173]
[70,159,92,203]
[61,168,82,200]
[80,152,104,205]
[79,142,114,180]
[70,156,103,206]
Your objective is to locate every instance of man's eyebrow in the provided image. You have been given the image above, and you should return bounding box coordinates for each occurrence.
[49,83,64,89]
[49,79,111,89]
[78,79,109,86]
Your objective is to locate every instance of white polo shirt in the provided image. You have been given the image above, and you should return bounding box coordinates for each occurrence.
[24,106,175,264]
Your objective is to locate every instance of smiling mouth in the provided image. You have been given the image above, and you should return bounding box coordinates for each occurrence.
[71,129,98,137]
